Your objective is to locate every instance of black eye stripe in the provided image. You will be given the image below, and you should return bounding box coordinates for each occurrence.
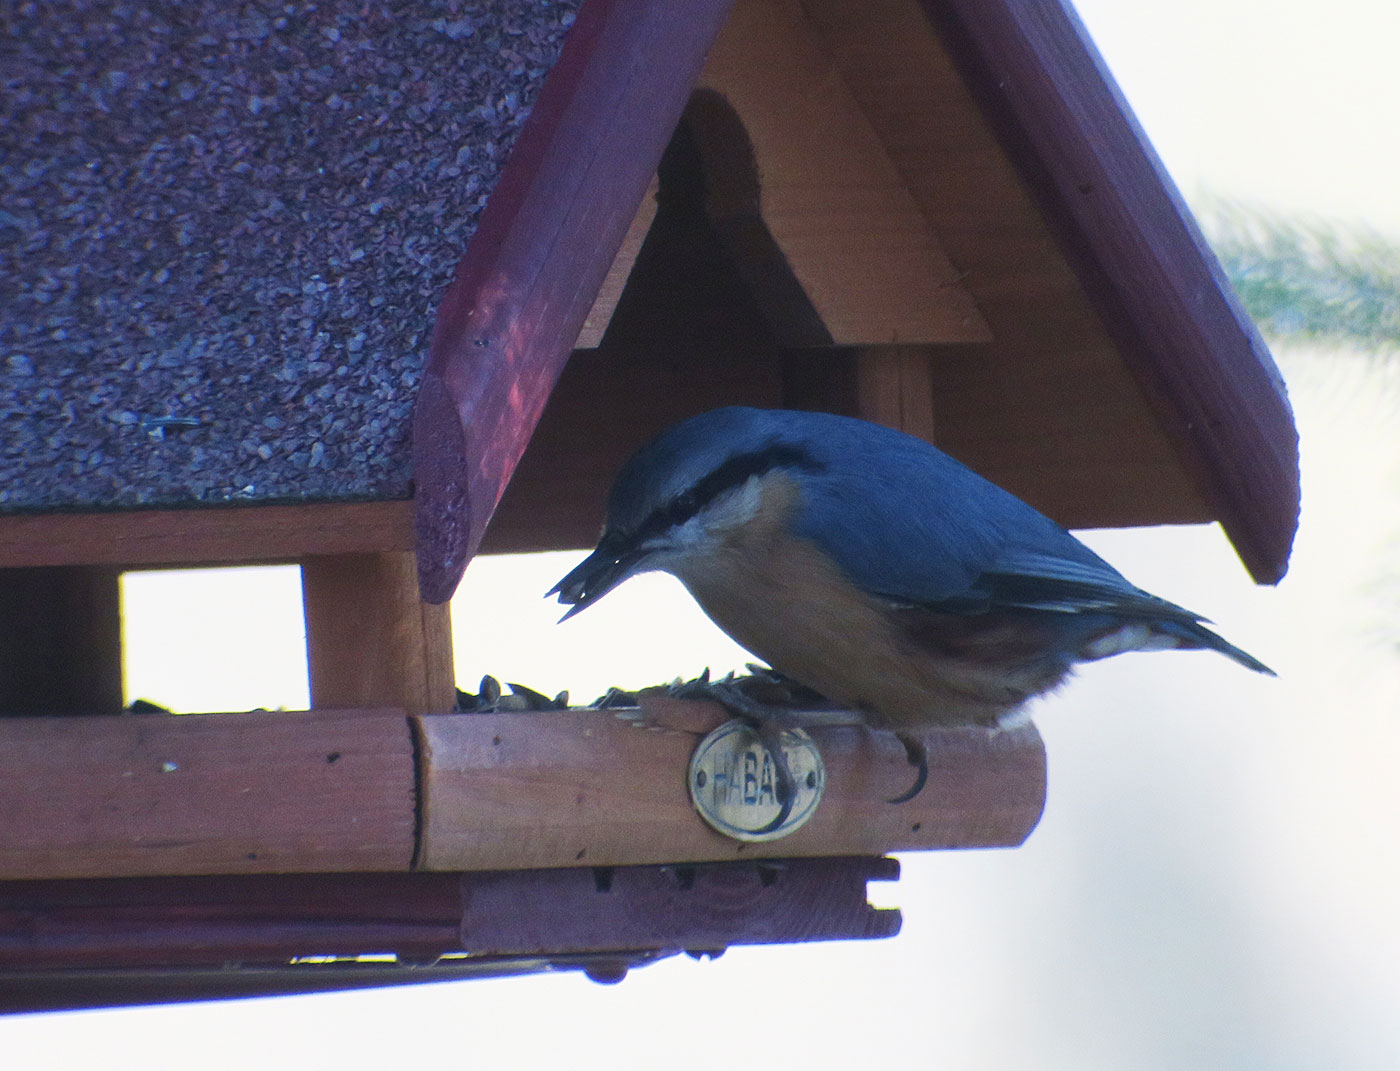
[629,443,823,544]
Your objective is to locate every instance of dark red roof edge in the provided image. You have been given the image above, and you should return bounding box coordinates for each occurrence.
[925,0,1300,584]
[412,0,736,603]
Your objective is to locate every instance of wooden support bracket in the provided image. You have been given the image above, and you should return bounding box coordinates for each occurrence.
[696,0,990,346]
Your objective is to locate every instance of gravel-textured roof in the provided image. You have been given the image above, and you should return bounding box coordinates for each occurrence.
[1,0,581,513]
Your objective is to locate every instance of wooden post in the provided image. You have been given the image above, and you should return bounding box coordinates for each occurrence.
[856,345,939,442]
[0,566,123,715]
[302,552,455,715]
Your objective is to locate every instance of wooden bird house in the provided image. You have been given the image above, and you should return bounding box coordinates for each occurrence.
[0,0,1297,1010]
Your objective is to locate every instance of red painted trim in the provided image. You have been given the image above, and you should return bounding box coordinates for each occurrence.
[413,0,736,602]
[0,860,898,1009]
[926,0,1299,583]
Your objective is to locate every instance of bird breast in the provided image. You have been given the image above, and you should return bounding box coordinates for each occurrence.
[665,473,1068,727]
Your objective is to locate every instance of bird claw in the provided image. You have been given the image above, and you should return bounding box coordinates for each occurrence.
[671,675,798,831]
[887,732,928,804]
[747,716,797,834]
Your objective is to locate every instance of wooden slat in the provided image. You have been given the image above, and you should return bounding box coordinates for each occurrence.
[0,711,416,879]
[696,0,989,347]
[417,696,1045,871]
[0,861,895,973]
[0,566,123,715]
[302,553,456,715]
[413,0,737,603]
[0,500,413,570]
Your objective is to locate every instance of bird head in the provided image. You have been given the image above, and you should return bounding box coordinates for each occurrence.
[548,408,823,619]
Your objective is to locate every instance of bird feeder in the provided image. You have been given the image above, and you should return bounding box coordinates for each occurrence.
[0,0,1296,1011]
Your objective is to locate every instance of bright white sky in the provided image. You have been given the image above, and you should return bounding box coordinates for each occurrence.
[1080,0,1400,235]
[7,2,1400,1068]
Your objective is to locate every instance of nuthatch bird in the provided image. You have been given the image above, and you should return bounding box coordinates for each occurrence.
[551,407,1273,803]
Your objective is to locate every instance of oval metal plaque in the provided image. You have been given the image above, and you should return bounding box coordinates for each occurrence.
[688,719,825,842]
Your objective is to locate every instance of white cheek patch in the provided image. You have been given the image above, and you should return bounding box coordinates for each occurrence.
[668,514,709,551]
[669,475,766,549]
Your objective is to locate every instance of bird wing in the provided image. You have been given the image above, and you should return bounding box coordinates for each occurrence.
[769,412,1271,672]
[970,547,1207,623]
[787,429,1198,623]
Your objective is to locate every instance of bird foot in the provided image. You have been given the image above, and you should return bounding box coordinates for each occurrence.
[671,670,928,813]
[670,673,800,833]
[887,731,929,804]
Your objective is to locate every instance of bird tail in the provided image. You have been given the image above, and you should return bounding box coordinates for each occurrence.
[1158,619,1276,676]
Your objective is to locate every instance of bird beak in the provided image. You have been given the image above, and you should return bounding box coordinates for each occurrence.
[547,538,647,621]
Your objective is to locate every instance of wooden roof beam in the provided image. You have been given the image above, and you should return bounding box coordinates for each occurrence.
[574,177,661,350]
[0,501,414,570]
[922,0,1299,582]
[413,0,737,604]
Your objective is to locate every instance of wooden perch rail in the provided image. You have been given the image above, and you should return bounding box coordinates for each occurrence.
[417,697,1045,870]
[0,698,1046,881]
[0,710,417,879]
